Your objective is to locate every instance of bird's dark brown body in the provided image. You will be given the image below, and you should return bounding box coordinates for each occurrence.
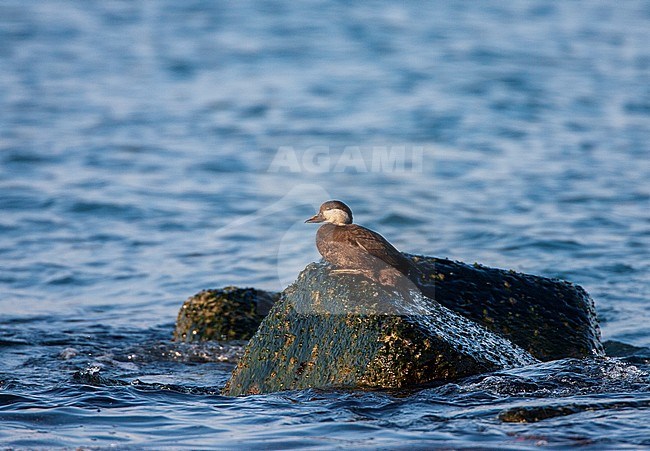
[316,223,416,277]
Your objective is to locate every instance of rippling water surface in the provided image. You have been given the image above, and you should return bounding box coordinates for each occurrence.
[1,1,649,448]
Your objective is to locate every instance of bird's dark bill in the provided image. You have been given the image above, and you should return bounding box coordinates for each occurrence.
[305,213,324,223]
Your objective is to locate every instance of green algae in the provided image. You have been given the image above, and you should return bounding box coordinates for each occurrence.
[173,287,278,342]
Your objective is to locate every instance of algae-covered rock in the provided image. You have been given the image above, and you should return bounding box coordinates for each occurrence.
[222,263,537,396]
[175,255,602,363]
[173,287,278,342]
[409,255,603,360]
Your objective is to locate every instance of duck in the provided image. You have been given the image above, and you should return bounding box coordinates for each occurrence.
[305,200,421,286]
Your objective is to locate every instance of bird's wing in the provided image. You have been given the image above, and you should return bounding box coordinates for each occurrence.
[340,224,411,271]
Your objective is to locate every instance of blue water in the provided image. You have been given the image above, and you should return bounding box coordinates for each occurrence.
[1,0,649,448]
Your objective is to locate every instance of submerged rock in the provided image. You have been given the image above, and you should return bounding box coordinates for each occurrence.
[173,287,278,342]
[498,398,650,423]
[222,263,537,396]
[409,255,604,360]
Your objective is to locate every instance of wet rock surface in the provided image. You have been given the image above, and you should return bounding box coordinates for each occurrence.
[409,255,604,360]
[498,398,650,423]
[173,287,278,342]
[174,254,603,395]
[176,254,603,360]
[222,263,537,396]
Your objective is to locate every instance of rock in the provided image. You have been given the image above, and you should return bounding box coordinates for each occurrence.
[498,398,650,423]
[173,287,278,342]
[409,255,604,360]
[222,263,537,396]
[175,255,603,361]
[174,254,603,395]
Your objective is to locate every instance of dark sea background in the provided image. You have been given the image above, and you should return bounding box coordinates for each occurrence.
[1,1,649,449]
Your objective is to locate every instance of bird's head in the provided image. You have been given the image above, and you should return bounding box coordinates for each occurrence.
[305,200,353,225]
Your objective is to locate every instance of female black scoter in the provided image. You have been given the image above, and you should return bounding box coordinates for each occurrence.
[305,200,420,285]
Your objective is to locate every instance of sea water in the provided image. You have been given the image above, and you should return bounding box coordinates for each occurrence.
[1,1,649,448]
